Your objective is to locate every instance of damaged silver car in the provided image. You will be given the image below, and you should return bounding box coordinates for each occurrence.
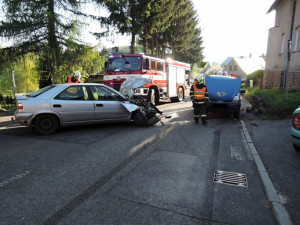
[14,79,162,135]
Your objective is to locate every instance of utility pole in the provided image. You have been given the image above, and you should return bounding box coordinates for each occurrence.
[12,71,16,97]
[284,40,291,101]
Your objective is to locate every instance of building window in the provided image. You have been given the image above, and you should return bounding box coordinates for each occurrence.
[229,65,232,71]
[295,26,300,51]
[281,33,285,54]
[234,65,237,71]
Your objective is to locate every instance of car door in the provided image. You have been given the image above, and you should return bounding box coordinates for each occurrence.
[89,85,131,121]
[51,85,95,123]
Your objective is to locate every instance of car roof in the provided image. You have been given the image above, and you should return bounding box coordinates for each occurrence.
[55,83,105,86]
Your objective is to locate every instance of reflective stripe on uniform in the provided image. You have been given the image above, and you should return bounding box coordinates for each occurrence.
[67,87,78,95]
[193,83,207,101]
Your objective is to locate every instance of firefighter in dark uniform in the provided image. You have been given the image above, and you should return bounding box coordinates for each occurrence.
[190,76,209,125]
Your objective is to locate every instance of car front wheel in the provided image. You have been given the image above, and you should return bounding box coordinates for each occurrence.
[33,114,60,135]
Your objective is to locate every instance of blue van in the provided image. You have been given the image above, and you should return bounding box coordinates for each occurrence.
[205,75,245,118]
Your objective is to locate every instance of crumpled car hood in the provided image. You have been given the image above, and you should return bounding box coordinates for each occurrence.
[121,102,140,112]
[119,77,151,98]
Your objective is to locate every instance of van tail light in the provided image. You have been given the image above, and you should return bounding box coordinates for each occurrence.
[17,103,23,109]
[293,113,300,130]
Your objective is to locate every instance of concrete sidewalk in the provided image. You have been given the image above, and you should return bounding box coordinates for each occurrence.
[0,115,17,127]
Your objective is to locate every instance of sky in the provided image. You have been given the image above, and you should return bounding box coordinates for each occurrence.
[192,0,276,64]
[93,0,276,64]
[0,0,276,65]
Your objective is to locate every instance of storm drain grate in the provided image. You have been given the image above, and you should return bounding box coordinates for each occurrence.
[213,170,248,188]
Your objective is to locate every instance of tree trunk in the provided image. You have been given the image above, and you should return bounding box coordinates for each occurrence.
[143,36,147,55]
[151,34,154,56]
[155,32,158,57]
[130,32,135,54]
[47,0,59,84]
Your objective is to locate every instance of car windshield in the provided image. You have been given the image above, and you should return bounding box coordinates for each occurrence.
[106,56,142,72]
[27,85,56,97]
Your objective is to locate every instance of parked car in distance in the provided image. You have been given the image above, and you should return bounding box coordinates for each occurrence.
[291,106,300,151]
[14,83,133,135]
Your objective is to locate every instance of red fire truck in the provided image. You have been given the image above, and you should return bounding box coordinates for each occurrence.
[103,53,191,105]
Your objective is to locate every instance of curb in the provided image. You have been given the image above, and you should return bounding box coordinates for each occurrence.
[240,120,293,225]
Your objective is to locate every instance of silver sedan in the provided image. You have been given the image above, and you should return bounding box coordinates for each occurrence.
[14,83,135,135]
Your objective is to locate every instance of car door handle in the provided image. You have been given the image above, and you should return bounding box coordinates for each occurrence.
[96,104,103,107]
[53,104,62,108]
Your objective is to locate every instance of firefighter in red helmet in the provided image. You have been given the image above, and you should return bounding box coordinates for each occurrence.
[190,75,209,125]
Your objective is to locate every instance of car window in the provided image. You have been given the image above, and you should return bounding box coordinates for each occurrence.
[27,85,56,97]
[89,86,123,101]
[54,86,89,100]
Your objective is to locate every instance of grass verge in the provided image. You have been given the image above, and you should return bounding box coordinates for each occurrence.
[245,87,300,119]
[0,105,16,117]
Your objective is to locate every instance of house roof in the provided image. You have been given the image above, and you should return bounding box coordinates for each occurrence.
[267,0,283,13]
[234,57,266,74]
[221,56,266,75]
[200,63,211,74]
[220,57,233,66]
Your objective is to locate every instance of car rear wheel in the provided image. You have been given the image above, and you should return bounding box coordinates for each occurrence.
[33,114,60,135]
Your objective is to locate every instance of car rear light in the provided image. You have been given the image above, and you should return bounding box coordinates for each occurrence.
[17,103,23,109]
[292,113,300,130]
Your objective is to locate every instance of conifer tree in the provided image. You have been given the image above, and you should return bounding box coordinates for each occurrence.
[163,0,204,65]
[139,0,174,55]
[99,0,152,54]
[0,0,104,86]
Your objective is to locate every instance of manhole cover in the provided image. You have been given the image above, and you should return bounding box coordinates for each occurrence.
[213,170,248,188]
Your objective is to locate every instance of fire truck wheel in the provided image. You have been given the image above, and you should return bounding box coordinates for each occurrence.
[148,88,159,105]
[177,87,184,102]
[171,87,184,102]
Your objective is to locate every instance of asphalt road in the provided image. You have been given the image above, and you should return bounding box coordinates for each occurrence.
[244,119,300,225]
[0,99,296,225]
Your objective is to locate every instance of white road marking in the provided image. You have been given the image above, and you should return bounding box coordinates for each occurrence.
[0,171,30,188]
[230,146,245,160]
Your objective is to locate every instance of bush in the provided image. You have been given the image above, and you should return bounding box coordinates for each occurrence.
[245,69,264,88]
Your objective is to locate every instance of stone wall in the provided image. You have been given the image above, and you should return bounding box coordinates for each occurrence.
[263,70,300,90]
[263,70,284,89]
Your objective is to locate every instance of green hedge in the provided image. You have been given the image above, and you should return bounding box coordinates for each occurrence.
[245,69,264,87]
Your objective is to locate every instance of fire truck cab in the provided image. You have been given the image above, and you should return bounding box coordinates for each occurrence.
[104,53,190,105]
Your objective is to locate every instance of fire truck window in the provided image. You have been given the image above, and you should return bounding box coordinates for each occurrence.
[143,58,150,70]
[151,60,156,71]
[157,61,163,71]
[130,57,141,71]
